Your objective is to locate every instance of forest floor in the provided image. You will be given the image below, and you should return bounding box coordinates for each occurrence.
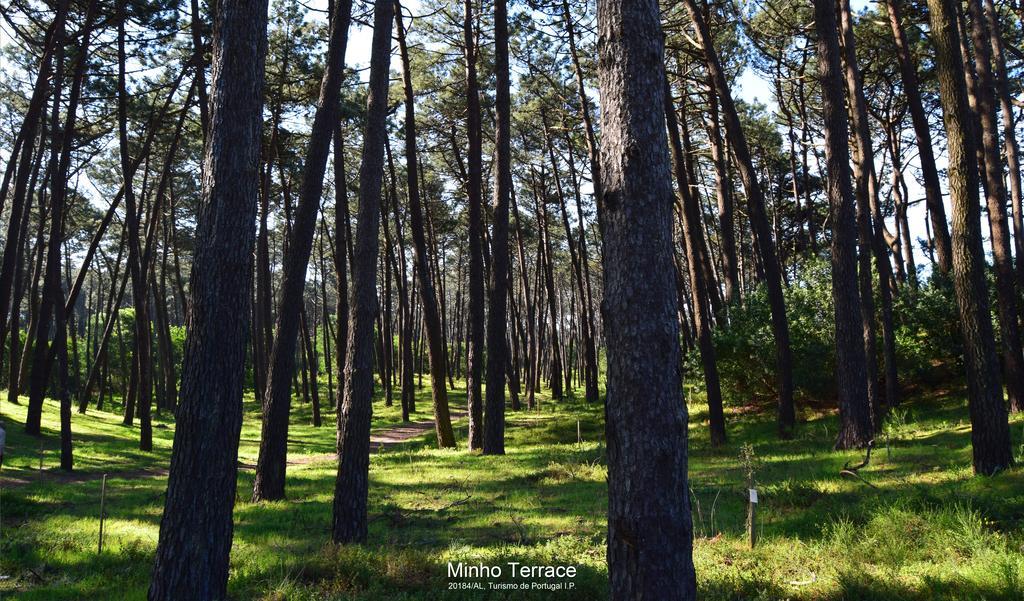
[0,380,1022,600]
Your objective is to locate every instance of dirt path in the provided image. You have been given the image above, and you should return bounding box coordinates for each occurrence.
[239,412,462,469]
[0,412,461,489]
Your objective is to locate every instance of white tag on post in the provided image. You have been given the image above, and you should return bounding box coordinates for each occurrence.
[749,488,758,504]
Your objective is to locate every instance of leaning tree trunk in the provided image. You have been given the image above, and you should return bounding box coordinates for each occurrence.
[331,0,393,544]
[597,0,697,596]
[682,0,796,438]
[0,2,68,347]
[147,0,269,597]
[925,0,1012,475]
[665,77,726,447]
[252,0,353,502]
[394,1,456,448]
[26,1,96,437]
[884,0,953,274]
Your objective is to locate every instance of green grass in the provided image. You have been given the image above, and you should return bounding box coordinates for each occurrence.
[0,379,1022,600]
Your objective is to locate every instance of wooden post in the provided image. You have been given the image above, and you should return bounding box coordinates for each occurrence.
[747,487,758,549]
[98,474,107,553]
[577,420,581,444]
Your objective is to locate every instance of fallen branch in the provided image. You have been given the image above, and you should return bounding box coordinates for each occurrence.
[437,495,472,512]
[840,468,879,489]
[840,440,877,488]
[843,439,873,472]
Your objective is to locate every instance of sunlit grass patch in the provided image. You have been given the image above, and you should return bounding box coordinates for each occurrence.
[0,380,1021,599]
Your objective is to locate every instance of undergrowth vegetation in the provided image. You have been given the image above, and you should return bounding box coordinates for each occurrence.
[0,376,1021,599]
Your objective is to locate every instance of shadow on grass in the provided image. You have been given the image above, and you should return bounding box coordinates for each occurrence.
[1,384,1022,600]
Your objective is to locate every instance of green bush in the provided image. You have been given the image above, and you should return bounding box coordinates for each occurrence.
[892,274,960,383]
[709,258,836,405]
[705,260,961,406]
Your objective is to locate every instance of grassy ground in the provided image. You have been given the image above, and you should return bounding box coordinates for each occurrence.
[0,380,1022,600]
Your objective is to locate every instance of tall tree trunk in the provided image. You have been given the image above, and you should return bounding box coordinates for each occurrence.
[394,2,456,448]
[147,0,269,595]
[464,0,486,451]
[544,122,599,405]
[511,185,537,410]
[252,0,352,501]
[116,0,155,450]
[0,2,68,345]
[964,0,1024,413]
[982,0,1024,303]
[534,174,564,400]
[6,140,45,407]
[682,0,796,437]
[706,82,739,306]
[331,0,393,543]
[665,77,726,447]
[561,0,603,234]
[597,0,696,594]
[484,0,511,454]
[884,0,953,274]
[925,0,1013,475]
[838,0,899,420]
[562,137,600,403]
[47,0,98,469]
[385,144,416,418]
[815,0,873,449]
[26,1,96,438]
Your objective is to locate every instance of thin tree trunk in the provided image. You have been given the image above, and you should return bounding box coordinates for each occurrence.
[464,0,486,450]
[394,3,456,447]
[982,0,1024,302]
[534,172,564,400]
[666,77,726,446]
[300,308,321,426]
[26,2,97,437]
[0,2,69,344]
[682,0,796,437]
[706,82,739,306]
[332,126,351,417]
[544,119,599,406]
[884,0,953,274]
[331,0,393,543]
[964,0,1024,413]
[252,0,352,501]
[838,0,899,420]
[116,0,154,450]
